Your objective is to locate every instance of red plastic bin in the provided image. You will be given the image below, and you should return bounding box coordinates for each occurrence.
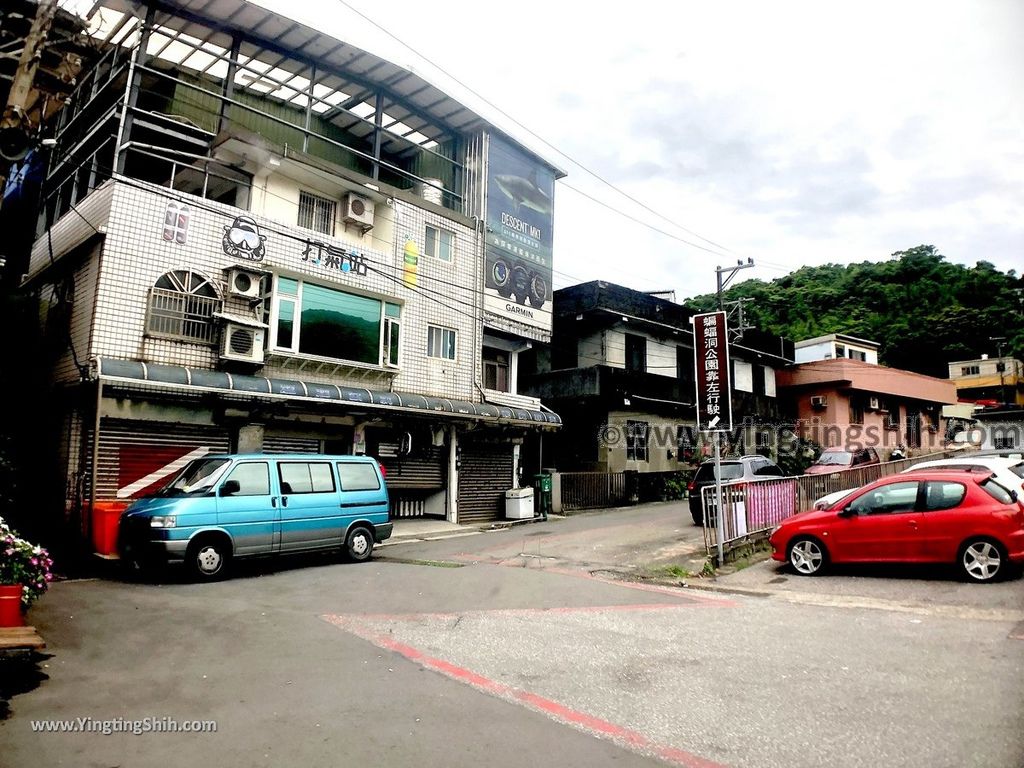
[91,501,130,556]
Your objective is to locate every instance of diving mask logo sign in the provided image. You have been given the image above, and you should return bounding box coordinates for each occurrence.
[485,135,555,331]
[223,215,267,262]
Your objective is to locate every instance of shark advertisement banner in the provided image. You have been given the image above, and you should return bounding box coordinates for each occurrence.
[484,135,555,331]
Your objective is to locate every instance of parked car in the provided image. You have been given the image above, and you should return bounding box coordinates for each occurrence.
[688,455,785,525]
[811,455,1024,510]
[770,468,1024,581]
[119,454,392,580]
[804,447,881,475]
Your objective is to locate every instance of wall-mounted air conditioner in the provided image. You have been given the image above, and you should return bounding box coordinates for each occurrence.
[226,267,263,299]
[868,396,881,411]
[810,395,827,409]
[343,193,374,229]
[220,323,265,364]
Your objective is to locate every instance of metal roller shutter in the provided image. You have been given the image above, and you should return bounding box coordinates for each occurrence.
[262,435,321,454]
[457,444,513,524]
[380,446,446,490]
[96,420,230,501]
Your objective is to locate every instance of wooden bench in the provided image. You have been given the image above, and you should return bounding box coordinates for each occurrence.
[0,626,46,653]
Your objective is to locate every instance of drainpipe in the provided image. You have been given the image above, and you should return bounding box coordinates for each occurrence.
[87,378,103,546]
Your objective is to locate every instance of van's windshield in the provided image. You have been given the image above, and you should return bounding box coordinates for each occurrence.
[151,458,230,497]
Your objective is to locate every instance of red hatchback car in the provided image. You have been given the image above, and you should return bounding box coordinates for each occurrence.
[769,469,1024,581]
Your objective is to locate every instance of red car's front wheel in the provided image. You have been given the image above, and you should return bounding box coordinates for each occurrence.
[788,536,827,576]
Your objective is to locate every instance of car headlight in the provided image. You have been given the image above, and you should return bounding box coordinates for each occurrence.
[149,515,176,529]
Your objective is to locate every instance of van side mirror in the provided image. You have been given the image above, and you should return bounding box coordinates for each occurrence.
[220,480,241,497]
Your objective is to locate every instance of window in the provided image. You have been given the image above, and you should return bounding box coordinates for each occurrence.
[383,303,401,367]
[849,349,867,361]
[676,346,694,386]
[298,191,336,236]
[848,481,918,515]
[961,365,980,376]
[923,481,966,511]
[222,462,270,496]
[427,326,457,359]
[734,360,753,393]
[624,334,646,373]
[754,462,785,477]
[835,344,846,358]
[483,348,510,391]
[763,366,777,397]
[424,225,453,261]
[885,401,901,430]
[980,478,1015,504]
[337,462,381,491]
[278,462,336,494]
[626,420,648,462]
[849,398,865,425]
[272,276,399,367]
[146,269,222,344]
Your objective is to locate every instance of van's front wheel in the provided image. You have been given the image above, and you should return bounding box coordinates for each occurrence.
[186,536,231,580]
[345,526,374,562]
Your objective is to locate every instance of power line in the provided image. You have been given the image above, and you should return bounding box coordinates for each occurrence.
[329,0,739,260]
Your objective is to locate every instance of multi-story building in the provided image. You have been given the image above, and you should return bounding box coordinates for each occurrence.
[23,0,564,543]
[794,333,879,365]
[947,356,1024,406]
[522,281,795,472]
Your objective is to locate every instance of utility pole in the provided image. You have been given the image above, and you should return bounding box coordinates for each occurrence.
[723,296,755,342]
[715,258,755,310]
[0,0,59,195]
[990,336,1007,405]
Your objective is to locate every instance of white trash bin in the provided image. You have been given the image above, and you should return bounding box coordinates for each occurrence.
[505,487,535,519]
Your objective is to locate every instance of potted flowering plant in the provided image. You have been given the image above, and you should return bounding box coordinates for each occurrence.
[0,517,53,626]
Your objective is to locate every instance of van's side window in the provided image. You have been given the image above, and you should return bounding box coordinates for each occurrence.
[279,462,336,494]
[337,462,381,491]
[223,462,270,496]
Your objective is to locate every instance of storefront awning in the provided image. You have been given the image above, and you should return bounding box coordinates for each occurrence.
[94,358,560,428]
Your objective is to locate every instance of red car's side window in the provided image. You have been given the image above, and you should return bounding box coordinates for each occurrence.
[922,481,966,511]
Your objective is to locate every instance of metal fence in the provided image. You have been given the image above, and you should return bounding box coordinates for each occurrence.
[702,450,959,554]
[559,471,628,511]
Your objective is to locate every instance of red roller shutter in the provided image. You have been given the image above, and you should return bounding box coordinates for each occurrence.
[96,420,230,501]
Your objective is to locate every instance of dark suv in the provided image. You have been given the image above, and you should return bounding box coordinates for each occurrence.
[687,455,785,525]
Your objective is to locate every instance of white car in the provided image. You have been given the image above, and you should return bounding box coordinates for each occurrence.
[811,456,1024,510]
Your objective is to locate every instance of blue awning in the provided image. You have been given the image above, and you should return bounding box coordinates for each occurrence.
[93,358,560,427]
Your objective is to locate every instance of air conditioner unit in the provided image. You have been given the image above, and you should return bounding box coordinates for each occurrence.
[226,267,263,299]
[810,395,827,408]
[220,323,265,364]
[343,192,374,229]
[868,396,881,411]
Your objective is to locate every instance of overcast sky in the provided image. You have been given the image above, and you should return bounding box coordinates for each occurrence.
[247,1,1021,298]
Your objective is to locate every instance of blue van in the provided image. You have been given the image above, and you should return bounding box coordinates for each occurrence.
[118,454,392,579]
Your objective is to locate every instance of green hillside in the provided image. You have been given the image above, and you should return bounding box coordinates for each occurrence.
[684,245,1023,378]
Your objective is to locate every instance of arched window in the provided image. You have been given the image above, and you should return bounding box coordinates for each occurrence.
[146,269,222,343]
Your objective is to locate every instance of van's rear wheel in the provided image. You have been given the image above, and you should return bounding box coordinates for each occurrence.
[345,526,374,562]
[186,536,231,580]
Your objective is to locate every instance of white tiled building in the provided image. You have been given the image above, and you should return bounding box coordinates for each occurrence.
[25,0,563,544]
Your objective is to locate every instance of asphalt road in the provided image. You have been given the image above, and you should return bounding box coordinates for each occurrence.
[2,502,1022,768]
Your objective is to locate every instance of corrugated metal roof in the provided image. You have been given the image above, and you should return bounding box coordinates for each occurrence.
[94,0,564,173]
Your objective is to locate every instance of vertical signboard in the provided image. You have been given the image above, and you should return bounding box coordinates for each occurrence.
[693,311,732,431]
[484,134,555,331]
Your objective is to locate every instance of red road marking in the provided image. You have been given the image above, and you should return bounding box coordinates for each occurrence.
[324,610,728,768]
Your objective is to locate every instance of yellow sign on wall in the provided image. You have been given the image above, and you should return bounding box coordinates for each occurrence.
[403,239,419,287]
